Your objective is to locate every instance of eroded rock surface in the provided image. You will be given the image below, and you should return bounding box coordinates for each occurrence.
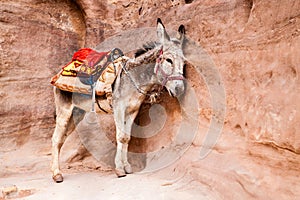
[0,0,299,199]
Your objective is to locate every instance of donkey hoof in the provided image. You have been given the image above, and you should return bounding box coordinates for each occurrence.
[115,168,126,178]
[124,165,133,174]
[52,173,64,183]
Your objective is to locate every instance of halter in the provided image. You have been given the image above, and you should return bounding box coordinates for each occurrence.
[155,48,184,87]
[117,47,184,103]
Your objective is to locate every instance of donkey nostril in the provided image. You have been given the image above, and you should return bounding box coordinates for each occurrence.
[166,58,173,64]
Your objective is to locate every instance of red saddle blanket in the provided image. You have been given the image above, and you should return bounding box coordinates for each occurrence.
[60,48,109,78]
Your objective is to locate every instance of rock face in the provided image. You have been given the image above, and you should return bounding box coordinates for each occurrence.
[0,0,85,149]
[0,0,299,199]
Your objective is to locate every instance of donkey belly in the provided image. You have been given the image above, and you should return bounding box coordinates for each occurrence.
[72,92,112,114]
[71,93,93,111]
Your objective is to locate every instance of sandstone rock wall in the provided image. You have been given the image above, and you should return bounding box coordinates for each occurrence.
[0,0,299,198]
[0,0,85,149]
[1,0,298,155]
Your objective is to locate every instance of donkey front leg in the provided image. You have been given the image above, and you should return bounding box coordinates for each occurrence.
[114,104,141,177]
[115,125,133,177]
[113,89,144,177]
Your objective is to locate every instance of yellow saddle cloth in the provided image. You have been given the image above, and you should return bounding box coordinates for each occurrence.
[51,60,122,96]
[50,48,125,96]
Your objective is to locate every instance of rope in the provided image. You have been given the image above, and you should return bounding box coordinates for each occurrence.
[119,60,151,96]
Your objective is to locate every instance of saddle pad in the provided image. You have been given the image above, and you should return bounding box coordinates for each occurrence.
[50,57,126,96]
[51,71,105,96]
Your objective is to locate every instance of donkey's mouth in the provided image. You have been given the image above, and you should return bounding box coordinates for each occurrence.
[168,89,175,97]
[167,87,184,98]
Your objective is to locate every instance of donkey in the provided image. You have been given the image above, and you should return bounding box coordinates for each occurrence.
[51,18,186,182]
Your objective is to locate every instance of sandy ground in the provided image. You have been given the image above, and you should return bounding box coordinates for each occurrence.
[0,165,205,200]
[1,137,300,200]
[0,138,205,200]
[1,127,299,199]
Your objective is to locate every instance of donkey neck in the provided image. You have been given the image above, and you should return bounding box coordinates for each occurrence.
[123,59,159,92]
[113,46,162,101]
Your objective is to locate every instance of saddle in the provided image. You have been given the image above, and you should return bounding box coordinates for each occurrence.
[61,48,123,85]
[50,48,124,95]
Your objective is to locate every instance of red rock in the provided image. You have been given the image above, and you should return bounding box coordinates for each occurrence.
[0,0,299,199]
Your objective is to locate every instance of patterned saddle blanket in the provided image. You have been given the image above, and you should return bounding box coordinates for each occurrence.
[50,48,124,96]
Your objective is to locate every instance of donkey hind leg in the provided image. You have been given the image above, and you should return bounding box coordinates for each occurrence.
[51,107,75,183]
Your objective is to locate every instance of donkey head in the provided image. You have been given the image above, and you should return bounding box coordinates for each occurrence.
[155,18,186,97]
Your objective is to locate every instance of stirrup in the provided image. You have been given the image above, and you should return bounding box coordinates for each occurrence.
[85,83,98,124]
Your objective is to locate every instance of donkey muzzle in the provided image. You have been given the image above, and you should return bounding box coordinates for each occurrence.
[167,79,185,97]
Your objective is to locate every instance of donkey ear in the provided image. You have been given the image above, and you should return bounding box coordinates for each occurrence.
[157,18,170,44]
[177,24,185,45]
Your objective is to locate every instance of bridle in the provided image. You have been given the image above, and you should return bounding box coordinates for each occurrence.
[155,48,185,87]
[115,47,185,103]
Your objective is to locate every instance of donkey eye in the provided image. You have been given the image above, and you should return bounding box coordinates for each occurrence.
[166,58,173,64]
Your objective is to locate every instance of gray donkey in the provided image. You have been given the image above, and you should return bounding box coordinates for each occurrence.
[51,18,186,182]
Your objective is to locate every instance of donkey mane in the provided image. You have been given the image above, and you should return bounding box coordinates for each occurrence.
[134,41,160,58]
